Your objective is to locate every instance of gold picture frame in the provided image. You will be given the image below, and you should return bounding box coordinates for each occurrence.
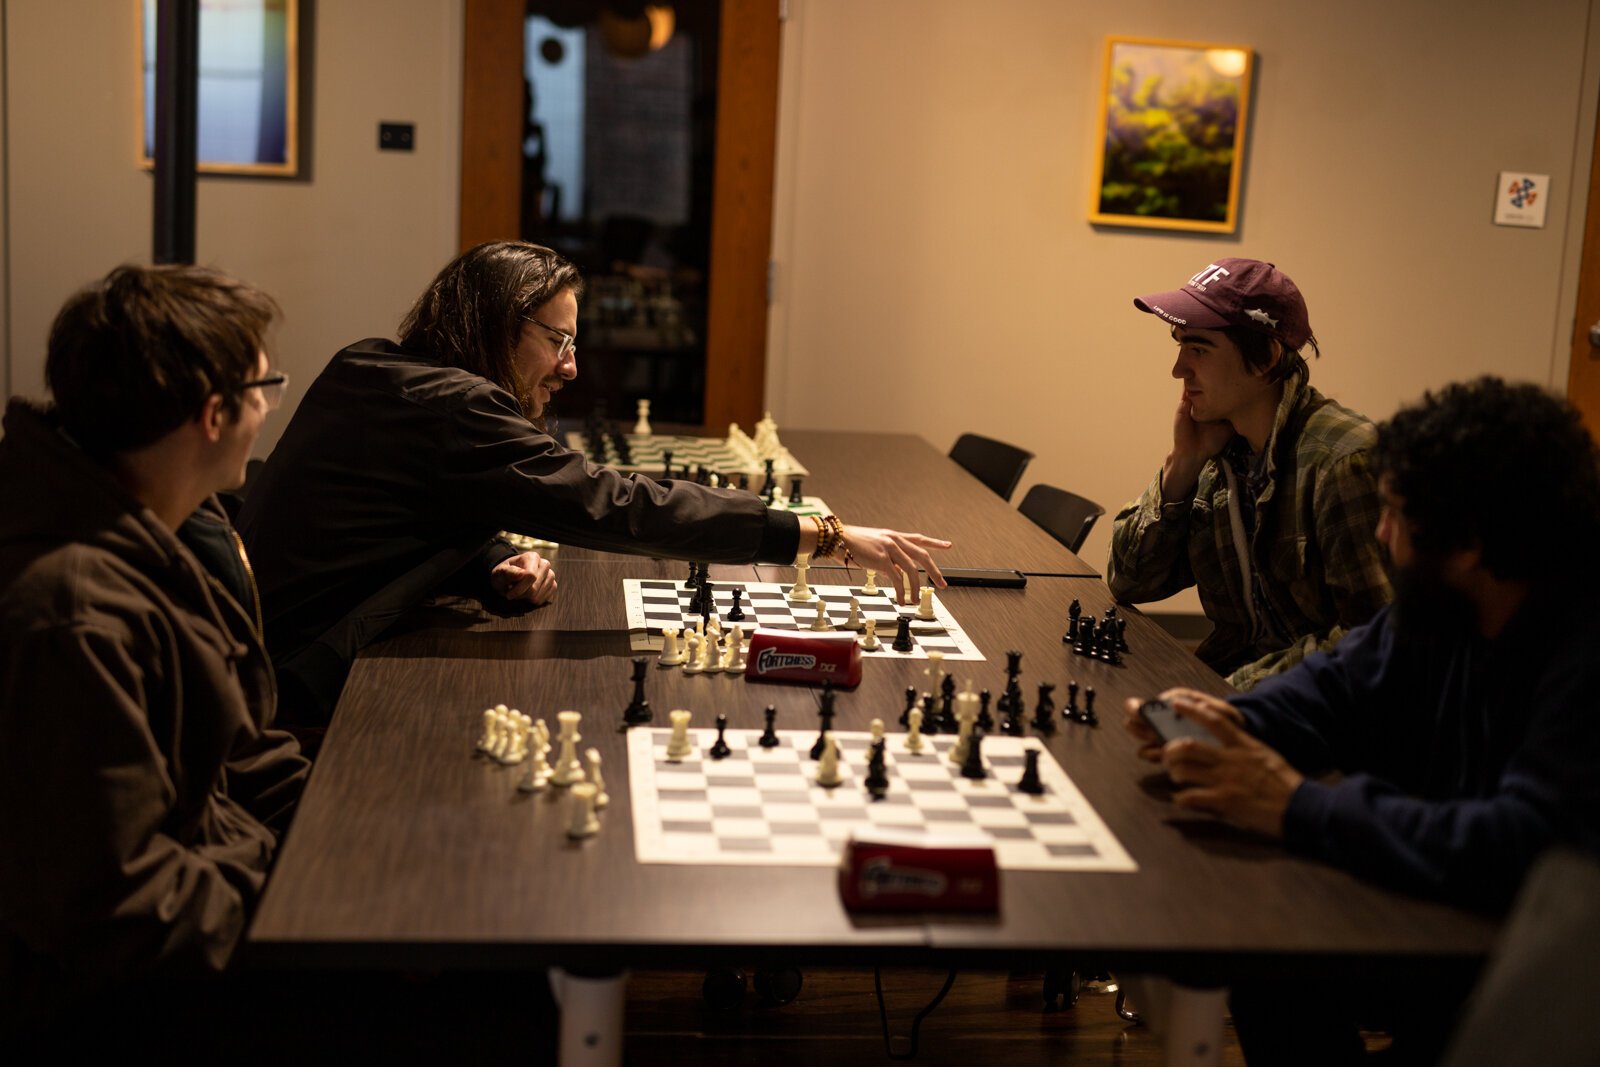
[1089,36,1253,233]
[138,0,302,177]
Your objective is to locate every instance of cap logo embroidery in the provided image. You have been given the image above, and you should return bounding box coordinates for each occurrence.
[1188,264,1230,290]
[1244,308,1279,328]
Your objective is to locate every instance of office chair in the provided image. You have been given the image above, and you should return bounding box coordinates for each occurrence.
[1017,483,1105,554]
[948,433,1033,501]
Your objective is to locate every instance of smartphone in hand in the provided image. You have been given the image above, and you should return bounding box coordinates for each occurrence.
[1138,698,1222,748]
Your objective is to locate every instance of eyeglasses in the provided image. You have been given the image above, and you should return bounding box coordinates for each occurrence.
[525,315,578,364]
[238,372,289,411]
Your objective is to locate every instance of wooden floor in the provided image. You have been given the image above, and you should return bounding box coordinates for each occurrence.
[624,968,1247,1065]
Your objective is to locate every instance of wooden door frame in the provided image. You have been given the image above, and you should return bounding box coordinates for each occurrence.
[1569,75,1600,442]
[458,0,780,432]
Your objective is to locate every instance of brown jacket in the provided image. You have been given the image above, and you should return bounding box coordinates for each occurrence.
[0,400,309,1027]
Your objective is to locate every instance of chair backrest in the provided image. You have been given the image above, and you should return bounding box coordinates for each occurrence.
[1018,483,1105,554]
[948,433,1034,501]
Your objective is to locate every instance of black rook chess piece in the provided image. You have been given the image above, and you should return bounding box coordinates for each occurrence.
[622,657,652,727]
[1016,749,1045,795]
[892,615,915,653]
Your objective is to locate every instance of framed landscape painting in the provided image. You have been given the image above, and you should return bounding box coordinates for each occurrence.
[1090,37,1253,233]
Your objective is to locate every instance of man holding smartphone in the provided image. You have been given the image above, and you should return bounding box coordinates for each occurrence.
[1106,259,1391,689]
[1124,378,1600,1063]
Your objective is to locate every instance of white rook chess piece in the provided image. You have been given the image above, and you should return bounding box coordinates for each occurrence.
[916,587,938,621]
[566,783,600,839]
[862,570,879,595]
[585,748,609,809]
[790,553,814,601]
[658,626,684,667]
[905,708,926,754]
[816,734,842,787]
[634,398,652,435]
[666,709,694,761]
[550,711,585,786]
[810,598,832,631]
[861,618,881,651]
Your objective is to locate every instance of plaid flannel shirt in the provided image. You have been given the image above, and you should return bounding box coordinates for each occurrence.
[1106,371,1392,689]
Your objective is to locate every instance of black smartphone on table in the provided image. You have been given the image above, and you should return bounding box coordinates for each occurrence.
[937,567,1027,588]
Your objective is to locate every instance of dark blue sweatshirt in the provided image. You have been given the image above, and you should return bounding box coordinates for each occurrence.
[1231,588,1600,911]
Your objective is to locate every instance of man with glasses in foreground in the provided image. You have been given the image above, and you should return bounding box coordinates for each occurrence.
[0,264,309,1048]
[240,240,950,726]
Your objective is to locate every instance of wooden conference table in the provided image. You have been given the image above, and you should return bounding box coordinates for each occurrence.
[248,431,1497,1065]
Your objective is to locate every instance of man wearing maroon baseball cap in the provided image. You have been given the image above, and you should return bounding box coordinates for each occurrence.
[1107,258,1391,689]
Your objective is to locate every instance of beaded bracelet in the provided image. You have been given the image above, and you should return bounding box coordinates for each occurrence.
[810,513,846,560]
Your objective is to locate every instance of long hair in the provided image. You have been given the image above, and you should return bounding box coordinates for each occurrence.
[398,241,584,419]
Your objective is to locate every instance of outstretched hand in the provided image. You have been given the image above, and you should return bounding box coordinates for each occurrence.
[491,551,558,605]
[840,526,951,605]
[1123,688,1300,839]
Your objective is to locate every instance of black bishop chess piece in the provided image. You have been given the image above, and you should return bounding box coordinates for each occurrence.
[726,588,746,622]
[759,706,780,748]
[1016,749,1045,795]
[710,714,733,760]
[810,684,838,759]
[622,657,652,727]
[1064,598,1082,644]
[960,728,988,780]
[891,615,915,653]
[789,476,805,507]
[1031,682,1057,734]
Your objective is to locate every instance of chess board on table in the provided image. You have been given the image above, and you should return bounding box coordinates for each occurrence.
[623,579,984,661]
[565,431,809,478]
[627,728,1136,872]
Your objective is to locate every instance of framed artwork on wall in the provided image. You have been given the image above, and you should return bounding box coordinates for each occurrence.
[138,0,304,177]
[1090,36,1253,233]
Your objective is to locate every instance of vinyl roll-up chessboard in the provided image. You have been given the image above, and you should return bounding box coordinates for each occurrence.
[627,728,1136,872]
[623,579,985,661]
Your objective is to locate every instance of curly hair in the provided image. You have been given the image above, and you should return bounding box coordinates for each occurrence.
[1376,376,1600,581]
[398,241,584,420]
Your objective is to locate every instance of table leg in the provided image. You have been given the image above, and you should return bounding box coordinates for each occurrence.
[1163,984,1229,1067]
[547,967,628,1067]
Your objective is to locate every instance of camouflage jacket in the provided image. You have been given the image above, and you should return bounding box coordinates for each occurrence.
[1106,371,1392,689]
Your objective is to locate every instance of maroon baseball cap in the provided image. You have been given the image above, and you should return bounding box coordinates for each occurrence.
[1133,258,1313,350]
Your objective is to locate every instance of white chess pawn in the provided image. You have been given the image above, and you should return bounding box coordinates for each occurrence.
[924,650,946,694]
[860,617,881,651]
[665,709,694,761]
[951,685,980,766]
[682,632,705,675]
[809,597,832,631]
[550,710,585,786]
[815,734,842,787]
[720,628,742,672]
[862,569,879,595]
[634,398,652,435]
[490,707,513,762]
[870,718,885,745]
[726,625,746,671]
[566,782,601,839]
[476,707,497,751]
[840,597,864,631]
[505,712,531,764]
[696,632,718,673]
[916,586,937,621]
[905,708,926,754]
[585,748,609,809]
[658,626,685,667]
[789,553,814,601]
[519,720,553,791]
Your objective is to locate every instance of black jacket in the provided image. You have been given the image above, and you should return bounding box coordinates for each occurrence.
[238,339,800,721]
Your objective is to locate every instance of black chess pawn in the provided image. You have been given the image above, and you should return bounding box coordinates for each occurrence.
[891,615,915,653]
[1031,682,1057,734]
[738,472,750,491]
[1074,617,1096,656]
[960,728,988,780]
[1116,617,1130,654]
[789,476,805,507]
[1083,686,1098,727]
[864,739,890,798]
[1016,749,1045,795]
[899,685,917,728]
[920,693,939,736]
[661,450,674,481]
[1064,681,1081,724]
[710,714,732,760]
[939,675,957,729]
[977,688,993,731]
[759,706,780,748]
[622,657,652,727]
[727,588,746,622]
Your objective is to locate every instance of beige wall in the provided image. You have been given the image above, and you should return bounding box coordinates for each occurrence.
[768,0,1600,611]
[2,0,464,456]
